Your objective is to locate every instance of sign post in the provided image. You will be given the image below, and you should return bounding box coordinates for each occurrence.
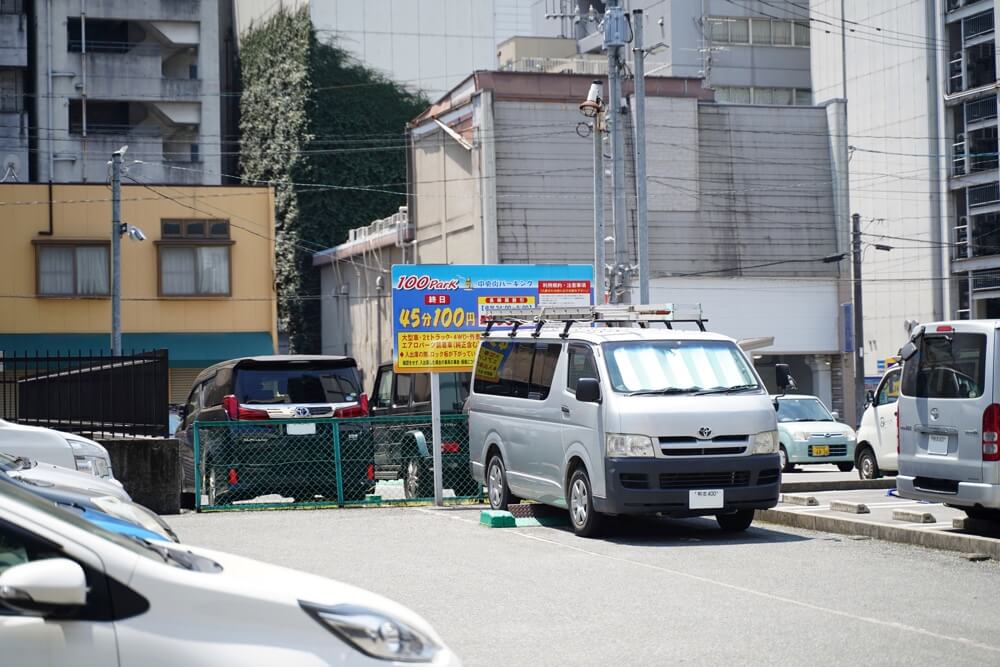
[391,264,594,505]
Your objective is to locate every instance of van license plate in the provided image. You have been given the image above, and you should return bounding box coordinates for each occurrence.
[689,489,724,509]
[928,434,949,456]
[287,423,316,436]
[812,445,830,457]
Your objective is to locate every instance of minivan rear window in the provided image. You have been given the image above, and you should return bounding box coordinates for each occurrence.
[901,332,987,399]
[234,363,361,404]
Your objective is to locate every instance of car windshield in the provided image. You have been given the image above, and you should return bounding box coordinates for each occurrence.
[235,364,361,404]
[777,398,834,422]
[603,340,759,394]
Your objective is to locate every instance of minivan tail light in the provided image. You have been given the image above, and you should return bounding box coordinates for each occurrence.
[935,325,955,333]
[441,442,460,454]
[334,393,369,419]
[222,394,268,420]
[983,404,1000,461]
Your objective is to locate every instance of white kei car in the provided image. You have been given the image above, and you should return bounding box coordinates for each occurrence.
[0,479,461,667]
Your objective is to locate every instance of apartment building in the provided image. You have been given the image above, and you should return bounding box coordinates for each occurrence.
[0,0,226,185]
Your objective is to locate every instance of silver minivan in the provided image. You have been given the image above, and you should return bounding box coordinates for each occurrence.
[467,321,781,537]
[897,320,1000,520]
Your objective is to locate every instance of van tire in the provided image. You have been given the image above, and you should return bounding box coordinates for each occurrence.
[716,509,755,532]
[487,455,514,510]
[567,468,604,538]
[836,462,854,473]
[856,446,880,480]
[779,446,795,473]
[404,458,433,499]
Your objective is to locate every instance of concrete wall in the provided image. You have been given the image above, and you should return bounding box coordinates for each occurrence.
[100,438,181,515]
[31,0,222,184]
[811,0,944,375]
[0,183,277,342]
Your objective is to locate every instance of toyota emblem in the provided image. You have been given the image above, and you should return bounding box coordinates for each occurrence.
[698,427,712,438]
[294,406,310,418]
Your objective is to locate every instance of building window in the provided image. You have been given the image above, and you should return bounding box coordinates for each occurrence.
[0,69,23,113]
[715,86,811,106]
[709,17,810,47]
[157,219,232,296]
[36,244,109,296]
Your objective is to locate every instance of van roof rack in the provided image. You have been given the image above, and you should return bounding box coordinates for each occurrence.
[482,304,706,338]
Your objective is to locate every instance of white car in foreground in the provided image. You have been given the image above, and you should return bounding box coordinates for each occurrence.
[0,419,119,484]
[0,480,461,667]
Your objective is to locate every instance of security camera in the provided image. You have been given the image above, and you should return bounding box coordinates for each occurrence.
[579,80,603,118]
[127,225,146,242]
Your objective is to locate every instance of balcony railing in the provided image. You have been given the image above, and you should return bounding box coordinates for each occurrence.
[955,219,970,260]
[500,57,609,75]
[954,137,968,175]
[966,96,998,124]
[0,0,23,13]
[972,270,1000,291]
[964,10,994,40]
[968,182,1000,207]
[950,54,964,93]
[949,0,990,11]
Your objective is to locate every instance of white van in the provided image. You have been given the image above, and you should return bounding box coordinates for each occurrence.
[467,305,781,537]
[896,320,1000,520]
[854,365,901,479]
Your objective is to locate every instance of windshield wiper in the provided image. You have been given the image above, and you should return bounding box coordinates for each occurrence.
[626,387,701,397]
[12,456,34,470]
[126,535,221,572]
[693,384,760,396]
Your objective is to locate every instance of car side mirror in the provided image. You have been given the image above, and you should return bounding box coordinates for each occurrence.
[576,378,601,403]
[865,390,875,407]
[0,559,87,616]
[831,411,840,421]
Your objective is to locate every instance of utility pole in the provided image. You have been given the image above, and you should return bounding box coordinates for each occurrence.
[111,150,122,356]
[632,8,649,305]
[593,94,606,305]
[604,0,628,303]
[852,213,864,418]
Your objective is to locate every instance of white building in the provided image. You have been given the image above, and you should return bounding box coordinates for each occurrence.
[810,0,993,377]
[0,0,226,184]
[234,0,535,98]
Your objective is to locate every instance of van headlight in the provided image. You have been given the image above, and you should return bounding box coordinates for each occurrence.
[606,434,655,458]
[66,439,112,479]
[751,431,779,454]
[300,602,442,663]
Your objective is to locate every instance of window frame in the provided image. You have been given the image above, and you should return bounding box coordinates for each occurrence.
[155,241,234,298]
[566,343,600,395]
[32,240,111,298]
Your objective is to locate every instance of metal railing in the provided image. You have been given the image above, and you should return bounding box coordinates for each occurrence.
[968,182,1000,207]
[972,270,1000,290]
[954,219,970,260]
[950,54,965,93]
[0,349,169,437]
[193,415,483,511]
[966,96,998,125]
[500,57,608,75]
[0,0,23,14]
[964,10,995,40]
[954,137,968,175]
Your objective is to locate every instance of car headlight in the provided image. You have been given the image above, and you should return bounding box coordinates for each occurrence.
[300,602,441,663]
[66,439,113,479]
[791,431,812,442]
[93,497,178,542]
[844,431,856,443]
[606,434,655,458]
[751,431,779,454]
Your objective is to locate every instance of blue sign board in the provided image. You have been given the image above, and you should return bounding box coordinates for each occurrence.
[841,302,854,354]
[391,264,594,372]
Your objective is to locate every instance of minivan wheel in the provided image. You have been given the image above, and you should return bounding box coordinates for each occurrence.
[567,468,604,538]
[404,458,433,499]
[856,447,879,480]
[716,509,755,532]
[779,447,795,473]
[487,456,513,510]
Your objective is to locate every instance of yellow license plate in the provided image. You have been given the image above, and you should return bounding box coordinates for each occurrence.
[812,445,830,457]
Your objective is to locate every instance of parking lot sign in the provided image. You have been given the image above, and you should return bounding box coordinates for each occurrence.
[391,264,594,373]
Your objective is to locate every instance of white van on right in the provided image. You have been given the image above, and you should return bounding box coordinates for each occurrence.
[896,320,1000,520]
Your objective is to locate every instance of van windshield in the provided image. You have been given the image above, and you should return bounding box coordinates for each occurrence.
[603,340,759,394]
[235,364,361,404]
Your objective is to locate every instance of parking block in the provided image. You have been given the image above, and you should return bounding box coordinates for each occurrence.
[830,500,870,514]
[892,509,936,524]
[781,494,819,506]
[480,510,516,528]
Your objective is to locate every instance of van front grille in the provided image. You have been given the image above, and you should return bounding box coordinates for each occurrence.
[619,473,649,489]
[659,471,750,489]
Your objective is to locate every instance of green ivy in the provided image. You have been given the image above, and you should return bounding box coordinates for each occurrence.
[239,7,427,353]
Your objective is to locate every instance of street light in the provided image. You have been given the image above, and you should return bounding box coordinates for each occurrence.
[580,80,606,304]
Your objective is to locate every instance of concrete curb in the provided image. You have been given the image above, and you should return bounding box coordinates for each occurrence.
[757,509,1000,560]
[780,479,896,493]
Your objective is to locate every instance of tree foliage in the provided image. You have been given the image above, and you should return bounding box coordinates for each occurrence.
[240,7,427,353]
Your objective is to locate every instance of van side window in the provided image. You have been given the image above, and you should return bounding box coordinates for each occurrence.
[901,333,987,399]
[567,344,599,394]
[412,373,432,405]
[373,368,394,409]
[394,373,412,406]
[529,343,562,400]
[473,341,560,400]
[876,370,901,406]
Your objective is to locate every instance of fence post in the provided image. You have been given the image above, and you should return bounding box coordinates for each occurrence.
[193,423,201,512]
[333,421,344,507]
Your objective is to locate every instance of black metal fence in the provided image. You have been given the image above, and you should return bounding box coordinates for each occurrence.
[0,349,169,437]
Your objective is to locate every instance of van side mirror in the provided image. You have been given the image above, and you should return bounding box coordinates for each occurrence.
[899,340,918,361]
[576,378,601,403]
[775,363,795,393]
[865,390,875,407]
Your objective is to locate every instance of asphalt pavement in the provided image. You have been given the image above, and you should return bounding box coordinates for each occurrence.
[170,504,1000,666]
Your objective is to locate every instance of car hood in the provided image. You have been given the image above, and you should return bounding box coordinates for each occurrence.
[778,421,855,436]
[156,542,447,648]
[9,462,131,501]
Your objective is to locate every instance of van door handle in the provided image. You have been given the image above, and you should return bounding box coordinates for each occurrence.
[561,406,571,415]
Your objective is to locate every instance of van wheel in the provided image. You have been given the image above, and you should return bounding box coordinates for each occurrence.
[404,458,434,499]
[716,509,755,532]
[856,447,880,480]
[779,447,795,473]
[567,468,604,538]
[836,462,854,473]
[487,456,514,510]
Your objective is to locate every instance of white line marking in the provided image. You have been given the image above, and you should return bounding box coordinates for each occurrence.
[415,507,1000,654]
